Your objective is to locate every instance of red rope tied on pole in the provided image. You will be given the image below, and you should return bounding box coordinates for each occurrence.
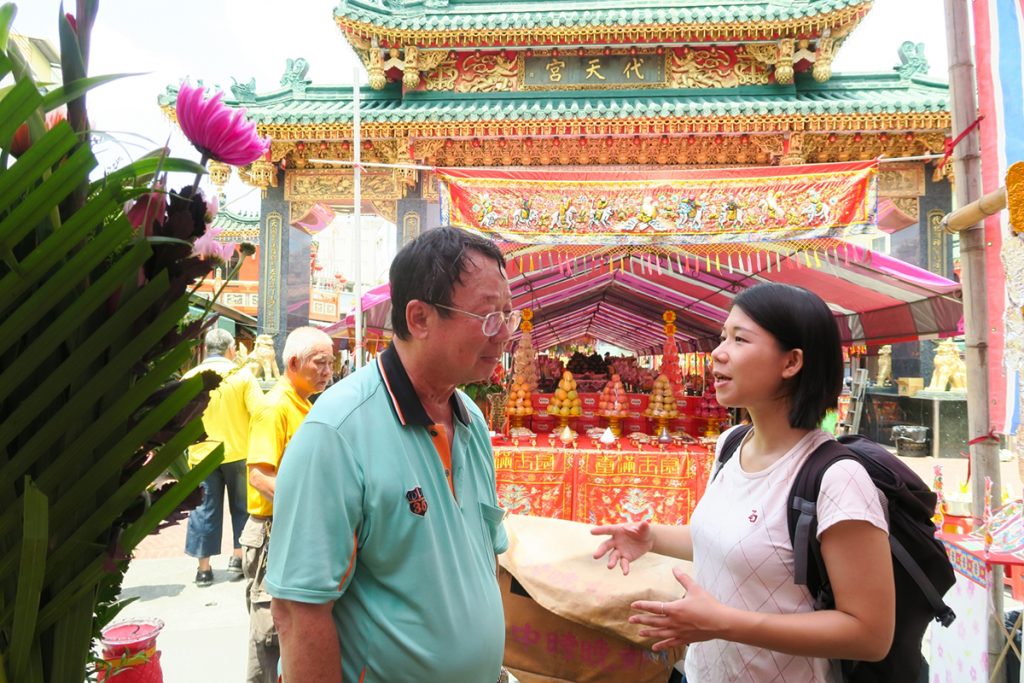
[967,428,1000,446]
[939,115,985,170]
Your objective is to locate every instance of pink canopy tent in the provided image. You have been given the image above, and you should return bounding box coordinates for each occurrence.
[322,282,392,339]
[504,239,961,354]
[335,239,961,355]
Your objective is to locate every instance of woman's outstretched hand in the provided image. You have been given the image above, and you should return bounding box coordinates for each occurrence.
[629,567,732,651]
[591,520,655,575]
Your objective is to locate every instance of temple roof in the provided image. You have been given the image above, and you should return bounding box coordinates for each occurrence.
[211,207,260,244]
[161,71,948,130]
[335,0,872,47]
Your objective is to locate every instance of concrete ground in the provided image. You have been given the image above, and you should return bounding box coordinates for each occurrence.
[116,453,1022,681]
[118,508,248,681]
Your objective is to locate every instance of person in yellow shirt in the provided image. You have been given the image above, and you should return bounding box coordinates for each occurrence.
[239,326,334,683]
[183,328,263,587]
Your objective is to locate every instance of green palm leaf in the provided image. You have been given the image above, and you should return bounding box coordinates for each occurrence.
[0,10,229,682]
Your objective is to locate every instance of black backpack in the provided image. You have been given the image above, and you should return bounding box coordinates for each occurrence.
[713,425,956,682]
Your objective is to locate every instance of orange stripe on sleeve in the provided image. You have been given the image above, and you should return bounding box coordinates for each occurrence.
[337,532,358,591]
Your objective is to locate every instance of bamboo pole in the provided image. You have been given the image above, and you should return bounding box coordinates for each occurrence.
[943,0,1004,675]
[942,187,1007,233]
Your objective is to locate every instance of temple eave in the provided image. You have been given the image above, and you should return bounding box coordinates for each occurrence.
[251,111,951,143]
[334,5,870,49]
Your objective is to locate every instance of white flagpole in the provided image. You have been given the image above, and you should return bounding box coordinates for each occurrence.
[353,65,364,369]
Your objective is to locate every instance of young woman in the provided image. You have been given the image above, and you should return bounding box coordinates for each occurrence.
[592,283,894,683]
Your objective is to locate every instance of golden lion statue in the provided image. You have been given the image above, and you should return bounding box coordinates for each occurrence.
[927,339,966,392]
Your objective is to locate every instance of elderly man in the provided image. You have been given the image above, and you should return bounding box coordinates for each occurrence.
[267,227,516,682]
[239,326,334,683]
[183,328,263,586]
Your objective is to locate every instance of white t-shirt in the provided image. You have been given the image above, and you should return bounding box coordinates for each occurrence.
[683,427,888,683]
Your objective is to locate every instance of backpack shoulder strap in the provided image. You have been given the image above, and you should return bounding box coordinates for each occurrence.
[711,424,753,482]
[787,440,856,594]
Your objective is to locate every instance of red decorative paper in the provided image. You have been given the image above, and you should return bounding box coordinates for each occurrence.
[575,449,711,526]
[438,161,878,245]
[493,438,712,525]
[494,447,574,519]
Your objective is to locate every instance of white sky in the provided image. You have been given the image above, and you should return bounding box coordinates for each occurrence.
[12,0,950,215]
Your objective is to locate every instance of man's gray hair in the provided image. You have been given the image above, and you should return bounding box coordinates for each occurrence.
[204,328,235,357]
[282,326,333,365]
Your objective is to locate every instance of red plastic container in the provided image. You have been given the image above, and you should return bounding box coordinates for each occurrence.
[98,618,165,683]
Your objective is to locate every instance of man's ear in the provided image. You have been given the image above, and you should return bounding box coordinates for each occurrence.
[781,348,804,379]
[405,300,433,339]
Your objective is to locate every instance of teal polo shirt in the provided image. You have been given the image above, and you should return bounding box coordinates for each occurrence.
[266,344,508,683]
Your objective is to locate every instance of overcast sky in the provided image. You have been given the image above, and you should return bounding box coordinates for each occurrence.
[13,0,950,212]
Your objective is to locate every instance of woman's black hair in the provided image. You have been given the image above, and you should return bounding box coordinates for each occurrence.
[730,283,843,430]
[389,226,506,340]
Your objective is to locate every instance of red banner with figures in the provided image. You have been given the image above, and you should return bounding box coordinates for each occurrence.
[437,161,878,245]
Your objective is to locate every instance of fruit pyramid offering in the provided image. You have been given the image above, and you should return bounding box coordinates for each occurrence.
[506,374,534,417]
[598,374,629,418]
[512,330,539,391]
[661,337,683,389]
[643,374,680,419]
[546,370,582,417]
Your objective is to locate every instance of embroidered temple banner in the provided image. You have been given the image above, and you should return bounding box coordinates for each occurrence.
[493,440,713,525]
[437,161,878,245]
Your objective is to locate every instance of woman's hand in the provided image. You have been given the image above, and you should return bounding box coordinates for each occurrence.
[591,520,655,575]
[629,567,733,652]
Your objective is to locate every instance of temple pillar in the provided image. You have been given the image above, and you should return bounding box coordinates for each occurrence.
[397,200,425,247]
[257,171,311,358]
[919,172,955,383]
[396,173,440,245]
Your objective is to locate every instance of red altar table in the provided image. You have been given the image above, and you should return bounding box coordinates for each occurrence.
[492,435,714,526]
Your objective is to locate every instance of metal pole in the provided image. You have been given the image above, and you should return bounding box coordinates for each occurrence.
[943,0,1003,673]
[353,66,364,369]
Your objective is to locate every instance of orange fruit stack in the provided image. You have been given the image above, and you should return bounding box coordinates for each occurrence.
[546,370,582,417]
[643,374,679,419]
[507,375,534,417]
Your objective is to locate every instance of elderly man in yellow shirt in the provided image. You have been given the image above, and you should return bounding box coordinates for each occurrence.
[183,328,263,587]
[239,326,334,683]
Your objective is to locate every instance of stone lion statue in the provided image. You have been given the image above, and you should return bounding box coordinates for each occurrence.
[251,334,280,381]
[927,339,966,392]
[875,344,892,387]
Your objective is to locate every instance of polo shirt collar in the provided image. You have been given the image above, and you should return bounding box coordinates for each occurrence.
[377,344,471,428]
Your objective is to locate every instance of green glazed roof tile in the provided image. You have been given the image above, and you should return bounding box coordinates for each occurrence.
[336,0,871,35]
[160,70,947,129]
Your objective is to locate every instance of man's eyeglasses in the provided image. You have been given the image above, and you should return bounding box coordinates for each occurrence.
[429,303,522,336]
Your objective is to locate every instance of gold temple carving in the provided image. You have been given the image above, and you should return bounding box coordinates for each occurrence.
[284,169,406,202]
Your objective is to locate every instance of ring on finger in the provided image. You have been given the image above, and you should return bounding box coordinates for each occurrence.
[660,601,665,616]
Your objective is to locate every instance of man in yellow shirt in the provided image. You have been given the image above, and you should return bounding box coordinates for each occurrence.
[239,326,334,683]
[183,328,263,587]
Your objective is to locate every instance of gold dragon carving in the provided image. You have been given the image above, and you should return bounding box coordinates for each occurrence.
[456,53,519,93]
[666,46,771,88]
[421,52,518,92]
[422,54,460,91]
